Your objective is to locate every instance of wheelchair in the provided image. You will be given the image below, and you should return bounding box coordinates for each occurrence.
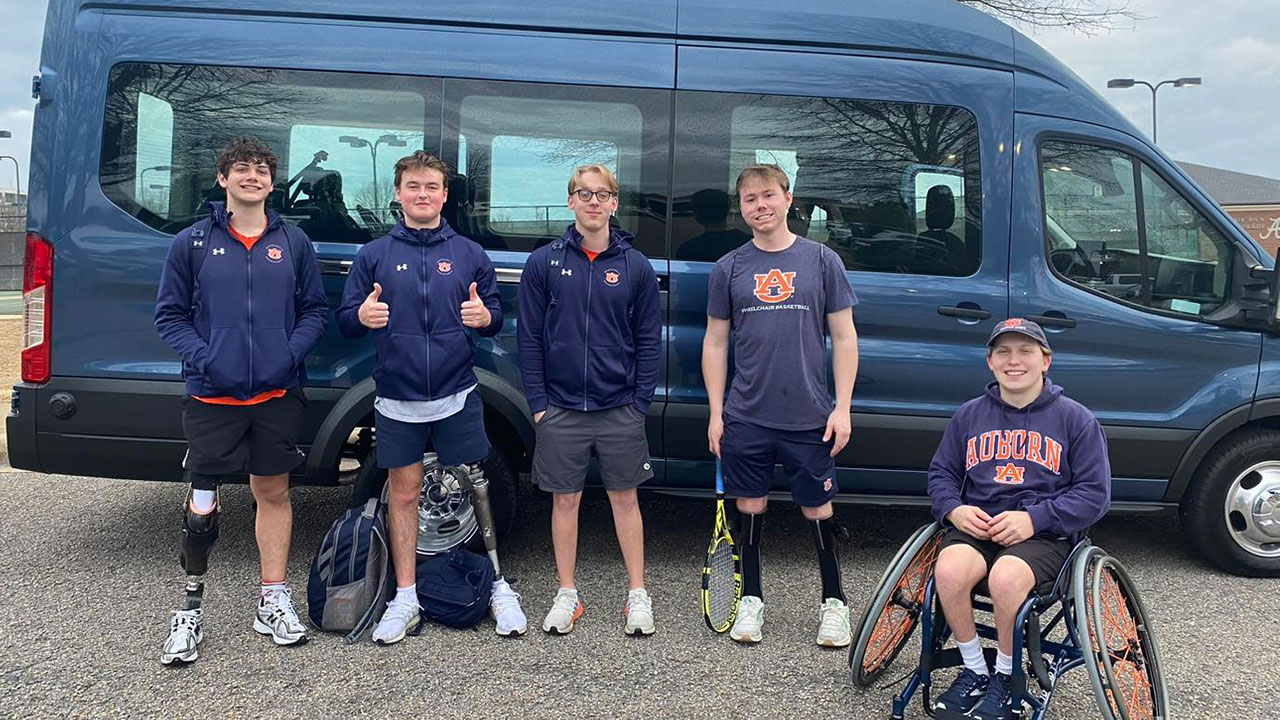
[848,522,1169,720]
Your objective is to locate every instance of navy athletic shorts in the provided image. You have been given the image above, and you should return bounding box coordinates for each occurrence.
[720,414,838,507]
[375,390,491,469]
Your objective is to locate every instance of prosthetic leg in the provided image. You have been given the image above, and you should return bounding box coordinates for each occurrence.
[161,483,220,665]
[457,462,527,636]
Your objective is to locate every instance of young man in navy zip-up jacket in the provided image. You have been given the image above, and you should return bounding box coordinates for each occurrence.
[926,319,1110,720]
[336,151,526,642]
[155,136,327,665]
[518,164,662,637]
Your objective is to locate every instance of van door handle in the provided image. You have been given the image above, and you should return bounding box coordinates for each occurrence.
[937,305,991,320]
[318,258,353,276]
[1026,314,1078,329]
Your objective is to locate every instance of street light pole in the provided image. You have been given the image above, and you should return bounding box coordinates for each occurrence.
[1106,76,1202,145]
[339,134,408,219]
[0,155,21,201]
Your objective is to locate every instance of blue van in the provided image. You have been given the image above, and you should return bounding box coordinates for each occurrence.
[10,0,1280,575]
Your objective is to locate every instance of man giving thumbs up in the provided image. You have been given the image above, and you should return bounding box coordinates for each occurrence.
[337,151,524,644]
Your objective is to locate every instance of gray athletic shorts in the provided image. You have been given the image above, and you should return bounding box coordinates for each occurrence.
[533,404,654,493]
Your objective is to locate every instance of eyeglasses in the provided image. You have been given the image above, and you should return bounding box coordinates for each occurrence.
[571,189,617,202]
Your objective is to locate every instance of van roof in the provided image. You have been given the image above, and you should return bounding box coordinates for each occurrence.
[49,0,1138,135]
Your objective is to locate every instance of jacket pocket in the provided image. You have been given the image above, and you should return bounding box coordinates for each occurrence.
[378,332,430,398]
[204,327,251,396]
[545,340,585,400]
[253,327,296,390]
[587,343,632,400]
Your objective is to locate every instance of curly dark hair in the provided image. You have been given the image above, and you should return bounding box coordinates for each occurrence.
[216,135,278,182]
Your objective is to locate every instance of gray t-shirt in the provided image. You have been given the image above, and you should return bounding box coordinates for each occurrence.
[707,237,857,430]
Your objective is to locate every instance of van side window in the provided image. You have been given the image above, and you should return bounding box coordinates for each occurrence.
[1041,141,1231,316]
[671,92,982,276]
[443,82,669,257]
[101,63,439,241]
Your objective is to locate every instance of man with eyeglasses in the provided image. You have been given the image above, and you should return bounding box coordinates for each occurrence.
[518,164,662,637]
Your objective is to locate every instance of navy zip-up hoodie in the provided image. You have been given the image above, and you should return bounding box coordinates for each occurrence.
[336,219,502,401]
[155,203,328,400]
[927,379,1111,540]
[518,225,661,414]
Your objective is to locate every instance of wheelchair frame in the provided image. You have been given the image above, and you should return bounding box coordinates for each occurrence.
[849,522,1168,720]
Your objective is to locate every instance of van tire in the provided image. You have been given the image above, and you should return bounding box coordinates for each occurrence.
[349,448,518,557]
[1179,428,1280,577]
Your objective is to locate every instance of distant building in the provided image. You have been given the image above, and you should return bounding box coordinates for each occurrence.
[1178,161,1280,258]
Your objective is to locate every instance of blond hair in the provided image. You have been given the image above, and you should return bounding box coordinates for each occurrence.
[735,163,791,196]
[567,164,619,195]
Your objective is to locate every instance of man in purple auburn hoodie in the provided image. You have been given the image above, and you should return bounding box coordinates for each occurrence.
[926,318,1110,720]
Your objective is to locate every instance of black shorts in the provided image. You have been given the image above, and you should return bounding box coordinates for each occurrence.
[940,528,1072,594]
[181,389,307,483]
[720,415,837,508]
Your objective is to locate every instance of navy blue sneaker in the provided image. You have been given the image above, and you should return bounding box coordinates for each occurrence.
[970,672,1016,720]
[934,668,990,714]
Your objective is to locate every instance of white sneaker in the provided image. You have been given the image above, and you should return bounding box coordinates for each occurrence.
[254,587,309,646]
[372,598,421,645]
[542,588,584,635]
[624,588,655,636]
[161,608,204,665]
[730,595,764,643]
[816,598,852,648]
[490,579,528,637]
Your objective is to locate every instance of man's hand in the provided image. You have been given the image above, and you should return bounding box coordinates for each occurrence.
[947,505,992,540]
[988,511,1035,547]
[708,413,724,458]
[358,282,389,329]
[534,410,546,424]
[460,282,491,328]
[823,408,852,457]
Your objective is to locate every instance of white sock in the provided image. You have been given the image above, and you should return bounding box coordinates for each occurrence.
[260,580,287,598]
[995,650,1014,676]
[394,584,417,607]
[958,636,989,675]
[191,489,217,513]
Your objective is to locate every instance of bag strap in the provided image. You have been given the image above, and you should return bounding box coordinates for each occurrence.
[186,216,215,282]
[547,238,568,307]
[344,502,391,644]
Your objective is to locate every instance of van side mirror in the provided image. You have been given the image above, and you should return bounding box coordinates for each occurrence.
[1206,251,1274,330]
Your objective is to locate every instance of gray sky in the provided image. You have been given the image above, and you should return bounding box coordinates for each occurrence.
[0,0,1276,194]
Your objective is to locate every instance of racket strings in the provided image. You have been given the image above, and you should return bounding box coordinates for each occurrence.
[706,541,738,626]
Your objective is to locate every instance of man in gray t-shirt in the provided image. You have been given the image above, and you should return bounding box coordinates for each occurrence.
[703,163,860,649]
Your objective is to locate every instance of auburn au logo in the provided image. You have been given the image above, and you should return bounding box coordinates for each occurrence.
[436,259,453,275]
[753,269,797,303]
[265,245,284,263]
[603,269,621,286]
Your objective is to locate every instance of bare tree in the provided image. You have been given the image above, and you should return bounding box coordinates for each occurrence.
[958,0,1140,33]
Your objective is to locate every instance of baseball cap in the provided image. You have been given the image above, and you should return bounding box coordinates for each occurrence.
[987,317,1050,351]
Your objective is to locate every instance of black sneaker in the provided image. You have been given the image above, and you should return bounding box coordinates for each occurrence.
[934,668,990,714]
[970,672,1016,720]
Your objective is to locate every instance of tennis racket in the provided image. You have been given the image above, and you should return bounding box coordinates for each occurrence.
[702,459,742,633]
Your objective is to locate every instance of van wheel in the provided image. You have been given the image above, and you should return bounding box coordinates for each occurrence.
[349,450,517,557]
[1180,429,1280,577]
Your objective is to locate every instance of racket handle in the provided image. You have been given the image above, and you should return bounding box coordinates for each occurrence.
[715,458,724,495]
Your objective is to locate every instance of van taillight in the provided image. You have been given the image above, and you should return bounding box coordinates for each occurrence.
[21,233,52,384]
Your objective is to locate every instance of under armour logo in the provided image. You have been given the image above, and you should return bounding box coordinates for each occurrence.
[397,263,408,272]
[550,259,561,266]
[192,240,203,248]
[212,248,225,256]
[561,269,572,276]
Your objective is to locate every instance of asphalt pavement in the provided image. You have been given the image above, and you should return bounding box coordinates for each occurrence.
[0,471,1273,718]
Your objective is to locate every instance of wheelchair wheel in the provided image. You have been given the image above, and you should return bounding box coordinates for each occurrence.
[848,521,944,687]
[1074,552,1170,720]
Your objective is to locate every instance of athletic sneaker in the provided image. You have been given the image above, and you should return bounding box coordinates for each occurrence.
[160,608,204,666]
[542,588,584,634]
[490,579,528,637]
[372,598,421,645]
[969,672,1016,720]
[730,595,764,643]
[254,586,309,646]
[934,668,991,714]
[624,588,655,636]
[816,598,852,647]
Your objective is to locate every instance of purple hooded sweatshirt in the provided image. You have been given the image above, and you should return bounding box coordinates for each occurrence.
[927,379,1111,539]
